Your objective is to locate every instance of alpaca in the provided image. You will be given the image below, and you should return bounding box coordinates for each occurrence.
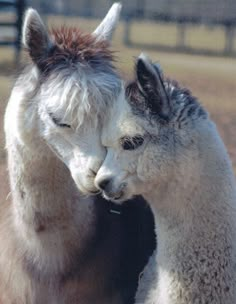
[95,54,236,303]
[1,5,155,303]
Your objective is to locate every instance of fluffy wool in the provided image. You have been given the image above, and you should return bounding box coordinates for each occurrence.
[95,54,236,304]
[1,7,156,303]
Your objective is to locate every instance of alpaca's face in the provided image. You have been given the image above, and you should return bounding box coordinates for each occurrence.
[37,78,122,194]
[95,54,207,202]
[95,100,153,202]
[18,5,122,194]
[37,88,105,194]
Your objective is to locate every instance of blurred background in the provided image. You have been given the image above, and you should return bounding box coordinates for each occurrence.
[0,0,236,199]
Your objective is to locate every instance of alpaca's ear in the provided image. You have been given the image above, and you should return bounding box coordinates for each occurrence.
[22,8,52,64]
[136,53,171,119]
[93,3,122,42]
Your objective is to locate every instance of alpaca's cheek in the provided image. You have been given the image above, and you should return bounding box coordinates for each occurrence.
[137,150,160,182]
[127,159,138,174]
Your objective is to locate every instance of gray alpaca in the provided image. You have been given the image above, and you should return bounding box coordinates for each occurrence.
[1,4,155,302]
[95,54,236,304]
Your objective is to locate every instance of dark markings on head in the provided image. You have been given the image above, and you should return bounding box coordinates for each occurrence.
[25,26,115,77]
[126,76,207,127]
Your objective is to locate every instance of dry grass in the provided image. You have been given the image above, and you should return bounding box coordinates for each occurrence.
[0,17,236,200]
[128,21,236,53]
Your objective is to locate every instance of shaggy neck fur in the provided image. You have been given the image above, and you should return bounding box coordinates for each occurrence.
[0,24,156,303]
[2,65,103,302]
[136,85,236,304]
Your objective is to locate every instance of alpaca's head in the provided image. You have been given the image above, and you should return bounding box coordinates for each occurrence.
[15,4,122,194]
[95,54,209,202]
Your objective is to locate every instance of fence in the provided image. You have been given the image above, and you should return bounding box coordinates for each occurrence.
[0,0,25,61]
[3,0,236,58]
[123,0,236,57]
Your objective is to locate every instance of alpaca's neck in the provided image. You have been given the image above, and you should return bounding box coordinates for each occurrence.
[149,170,235,232]
[146,126,236,233]
[9,138,94,230]
[143,128,236,302]
[147,147,236,245]
[5,117,95,279]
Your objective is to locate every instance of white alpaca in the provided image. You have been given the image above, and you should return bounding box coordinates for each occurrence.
[95,54,236,304]
[1,6,155,303]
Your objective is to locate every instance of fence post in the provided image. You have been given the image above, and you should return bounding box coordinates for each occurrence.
[124,16,132,46]
[224,24,235,56]
[15,0,25,63]
[177,21,186,51]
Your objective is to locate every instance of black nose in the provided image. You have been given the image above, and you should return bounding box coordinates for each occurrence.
[98,178,111,191]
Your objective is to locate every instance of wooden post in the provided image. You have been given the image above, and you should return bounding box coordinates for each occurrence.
[224,24,235,56]
[177,21,186,51]
[124,16,132,46]
[15,0,25,64]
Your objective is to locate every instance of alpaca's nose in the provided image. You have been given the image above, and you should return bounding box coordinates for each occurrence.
[97,178,111,191]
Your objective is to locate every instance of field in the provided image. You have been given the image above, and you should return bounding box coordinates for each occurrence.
[0,17,236,201]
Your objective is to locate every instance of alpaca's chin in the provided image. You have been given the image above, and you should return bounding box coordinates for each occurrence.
[73,178,99,195]
[102,189,133,204]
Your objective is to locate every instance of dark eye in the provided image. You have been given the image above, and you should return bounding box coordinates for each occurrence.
[49,112,71,128]
[56,122,71,128]
[121,135,144,151]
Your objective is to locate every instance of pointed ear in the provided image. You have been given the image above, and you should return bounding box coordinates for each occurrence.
[136,54,171,119]
[22,8,52,65]
[93,2,122,42]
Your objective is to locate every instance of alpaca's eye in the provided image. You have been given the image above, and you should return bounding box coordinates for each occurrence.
[121,135,144,151]
[49,112,71,128]
[56,122,71,128]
